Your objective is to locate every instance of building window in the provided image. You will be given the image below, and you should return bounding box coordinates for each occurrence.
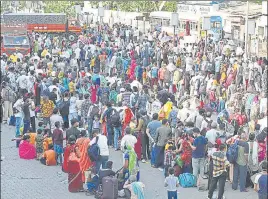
[162,19,170,26]
[190,21,197,31]
[179,20,186,30]
[211,21,221,29]
[258,26,264,36]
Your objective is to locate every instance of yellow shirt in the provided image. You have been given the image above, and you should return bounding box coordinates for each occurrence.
[41,49,48,57]
[90,58,95,67]
[69,81,75,93]
[9,55,17,63]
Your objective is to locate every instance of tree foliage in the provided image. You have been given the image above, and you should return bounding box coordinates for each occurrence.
[43,1,76,17]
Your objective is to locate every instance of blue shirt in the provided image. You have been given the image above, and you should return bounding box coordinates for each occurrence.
[192,135,207,158]
[147,120,162,139]
[151,67,158,78]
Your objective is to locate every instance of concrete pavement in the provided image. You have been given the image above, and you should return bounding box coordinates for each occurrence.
[1,123,257,199]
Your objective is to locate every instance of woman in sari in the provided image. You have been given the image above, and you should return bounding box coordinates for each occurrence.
[19,134,36,160]
[123,145,140,182]
[76,130,92,183]
[63,135,84,192]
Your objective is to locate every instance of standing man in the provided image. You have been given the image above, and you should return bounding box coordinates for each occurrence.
[40,96,55,128]
[89,129,109,173]
[155,119,172,171]
[232,133,250,192]
[207,144,229,199]
[188,127,208,184]
[1,82,16,123]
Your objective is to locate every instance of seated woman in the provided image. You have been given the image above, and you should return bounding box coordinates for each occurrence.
[19,134,36,160]
[122,145,140,183]
[40,144,57,166]
[123,175,145,199]
[63,135,84,193]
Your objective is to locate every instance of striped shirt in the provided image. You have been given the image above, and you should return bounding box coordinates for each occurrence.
[211,151,230,177]
[122,92,131,106]
[164,174,179,191]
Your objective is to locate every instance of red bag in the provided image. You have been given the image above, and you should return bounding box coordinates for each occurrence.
[134,132,142,160]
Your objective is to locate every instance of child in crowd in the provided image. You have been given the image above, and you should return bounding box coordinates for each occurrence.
[40,144,57,166]
[43,129,53,151]
[92,115,100,132]
[164,167,179,199]
[27,128,37,145]
[35,129,44,160]
[52,121,64,165]
[164,141,175,177]
[37,121,44,132]
[86,167,99,195]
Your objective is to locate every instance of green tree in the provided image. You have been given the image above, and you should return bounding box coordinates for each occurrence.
[43,1,76,17]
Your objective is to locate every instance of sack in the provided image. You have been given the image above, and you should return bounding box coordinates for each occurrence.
[90,105,99,119]
[110,110,121,127]
[101,176,119,199]
[179,173,196,188]
[226,140,239,164]
[198,176,208,191]
[88,136,100,162]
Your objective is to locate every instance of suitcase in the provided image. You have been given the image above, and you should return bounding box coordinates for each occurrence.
[101,176,118,199]
[134,132,142,160]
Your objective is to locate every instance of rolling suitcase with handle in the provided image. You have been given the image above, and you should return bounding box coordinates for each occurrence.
[101,176,118,199]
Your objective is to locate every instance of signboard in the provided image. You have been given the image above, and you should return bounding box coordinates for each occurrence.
[234,30,239,40]
[201,30,206,38]
[248,20,255,35]
[170,13,178,26]
[202,17,211,30]
[262,1,267,15]
[177,4,211,15]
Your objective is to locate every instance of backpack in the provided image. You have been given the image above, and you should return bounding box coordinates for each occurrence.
[5,88,16,103]
[87,136,100,162]
[90,105,100,119]
[131,93,139,107]
[178,173,196,188]
[226,140,239,164]
[110,109,122,127]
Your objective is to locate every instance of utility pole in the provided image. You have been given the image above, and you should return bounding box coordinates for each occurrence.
[245,1,249,59]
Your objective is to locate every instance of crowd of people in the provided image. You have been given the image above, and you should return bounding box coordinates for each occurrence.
[1,22,267,199]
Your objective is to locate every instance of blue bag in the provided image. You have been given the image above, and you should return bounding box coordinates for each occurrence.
[178,173,196,188]
[150,144,157,166]
[88,136,100,162]
[9,116,16,126]
[226,140,239,164]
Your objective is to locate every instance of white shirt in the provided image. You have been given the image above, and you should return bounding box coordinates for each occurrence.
[16,75,28,89]
[50,114,64,132]
[258,116,267,131]
[121,134,137,151]
[75,48,81,60]
[125,30,130,37]
[90,135,109,156]
[206,129,218,145]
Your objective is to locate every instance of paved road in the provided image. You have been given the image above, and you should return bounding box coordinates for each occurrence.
[1,123,257,199]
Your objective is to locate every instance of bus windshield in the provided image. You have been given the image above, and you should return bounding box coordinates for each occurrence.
[3,35,30,48]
